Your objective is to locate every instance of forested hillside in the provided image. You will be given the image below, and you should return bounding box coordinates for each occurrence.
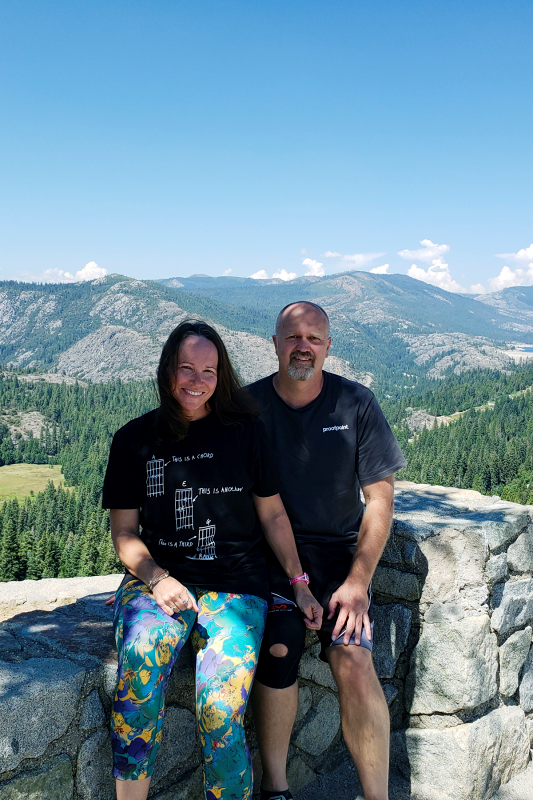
[393,364,533,504]
[0,375,155,581]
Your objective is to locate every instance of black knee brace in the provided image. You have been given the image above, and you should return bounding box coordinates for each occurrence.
[254,603,306,689]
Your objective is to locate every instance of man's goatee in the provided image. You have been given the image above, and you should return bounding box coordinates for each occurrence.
[287,364,314,381]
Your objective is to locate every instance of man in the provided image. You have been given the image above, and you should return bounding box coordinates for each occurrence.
[248,301,406,800]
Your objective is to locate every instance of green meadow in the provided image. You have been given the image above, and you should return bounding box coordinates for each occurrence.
[0,463,64,501]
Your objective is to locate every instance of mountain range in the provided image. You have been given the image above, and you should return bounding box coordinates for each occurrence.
[1,271,533,393]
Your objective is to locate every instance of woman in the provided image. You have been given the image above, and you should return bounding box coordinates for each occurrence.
[102,320,322,800]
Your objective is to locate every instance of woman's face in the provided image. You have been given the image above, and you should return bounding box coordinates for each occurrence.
[172,335,218,420]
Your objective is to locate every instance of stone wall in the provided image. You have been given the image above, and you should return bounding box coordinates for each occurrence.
[0,481,532,800]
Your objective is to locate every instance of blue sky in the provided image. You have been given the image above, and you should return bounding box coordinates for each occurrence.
[1,0,532,293]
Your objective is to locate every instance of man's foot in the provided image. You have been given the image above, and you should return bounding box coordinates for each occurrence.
[260,790,293,800]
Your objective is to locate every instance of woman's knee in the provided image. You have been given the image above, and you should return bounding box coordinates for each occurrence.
[199,695,246,740]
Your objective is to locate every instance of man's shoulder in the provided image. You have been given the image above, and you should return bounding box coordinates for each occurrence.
[325,371,376,405]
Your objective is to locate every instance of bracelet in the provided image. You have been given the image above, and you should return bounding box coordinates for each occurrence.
[147,569,170,592]
[289,572,310,585]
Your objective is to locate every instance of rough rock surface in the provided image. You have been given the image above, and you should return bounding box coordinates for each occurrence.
[79,690,107,732]
[0,756,73,800]
[372,567,421,601]
[294,694,341,756]
[0,658,85,772]
[486,553,508,586]
[399,707,530,800]
[406,615,498,714]
[399,332,516,378]
[151,705,198,785]
[76,729,114,800]
[491,578,533,634]
[499,627,532,697]
[372,603,412,679]
[519,644,533,712]
[507,525,533,572]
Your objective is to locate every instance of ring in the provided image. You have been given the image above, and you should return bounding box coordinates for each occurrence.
[180,596,188,604]
[171,605,178,611]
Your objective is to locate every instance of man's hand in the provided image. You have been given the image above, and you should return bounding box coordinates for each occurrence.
[292,582,323,630]
[328,577,371,645]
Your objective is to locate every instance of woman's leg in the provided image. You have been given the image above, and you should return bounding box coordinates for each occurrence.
[192,592,267,800]
[112,579,196,799]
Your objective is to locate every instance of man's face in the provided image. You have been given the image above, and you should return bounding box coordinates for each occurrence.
[273,305,331,381]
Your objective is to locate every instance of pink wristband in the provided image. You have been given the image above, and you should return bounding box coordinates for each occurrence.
[289,572,310,585]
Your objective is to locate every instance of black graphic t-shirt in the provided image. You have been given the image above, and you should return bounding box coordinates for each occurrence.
[247,371,407,547]
[102,410,279,600]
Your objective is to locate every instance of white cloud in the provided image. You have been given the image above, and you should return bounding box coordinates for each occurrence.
[488,263,533,292]
[41,261,107,283]
[486,244,533,292]
[323,251,385,268]
[398,239,450,264]
[496,243,533,264]
[273,268,298,281]
[407,258,467,294]
[342,252,385,267]
[370,263,390,274]
[248,270,269,280]
[470,283,486,295]
[222,268,232,276]
[302,258,325,277]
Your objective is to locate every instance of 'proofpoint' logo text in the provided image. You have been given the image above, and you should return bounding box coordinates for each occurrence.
[323,425,349,433]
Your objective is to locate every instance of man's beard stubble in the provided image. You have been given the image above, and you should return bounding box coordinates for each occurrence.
[287,351,315,382]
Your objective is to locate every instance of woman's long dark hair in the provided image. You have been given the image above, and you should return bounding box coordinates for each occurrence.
[156,319,258,441]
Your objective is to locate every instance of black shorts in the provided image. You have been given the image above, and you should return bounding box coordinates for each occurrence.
[254,541,374,689]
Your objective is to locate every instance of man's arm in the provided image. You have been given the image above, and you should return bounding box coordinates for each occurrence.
[328,475,395,645]
[253,492,323,630]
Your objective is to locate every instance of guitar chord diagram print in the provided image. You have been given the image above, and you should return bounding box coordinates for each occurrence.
[146,459,165,497]
[175,488,194,530]
[187,524,216,560]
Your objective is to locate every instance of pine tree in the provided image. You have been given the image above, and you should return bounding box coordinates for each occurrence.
[96,532,121,576]
[78,514,101,577]
[0,520,19,582]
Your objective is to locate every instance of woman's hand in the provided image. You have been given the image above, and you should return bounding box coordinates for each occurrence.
[151,576,200,616]
[292,582,323,630]
[109,509,199,616]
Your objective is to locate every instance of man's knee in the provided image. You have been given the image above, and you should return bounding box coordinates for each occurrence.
[328,644,379,694]
[269,643,289,658]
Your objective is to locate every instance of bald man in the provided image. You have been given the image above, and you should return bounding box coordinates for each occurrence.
[248,301,406,800]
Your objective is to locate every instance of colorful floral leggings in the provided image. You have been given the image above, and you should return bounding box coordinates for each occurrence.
[112,579,267,800]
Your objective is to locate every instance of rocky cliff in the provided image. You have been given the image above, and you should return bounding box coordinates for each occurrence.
[0,482,532,800]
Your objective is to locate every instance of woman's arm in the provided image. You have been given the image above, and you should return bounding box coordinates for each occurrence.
[252,494,323,630]
[110,508,199,614]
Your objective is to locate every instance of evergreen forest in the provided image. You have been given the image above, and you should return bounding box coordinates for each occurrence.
[0,375,155,582]
[392,364,533,504]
